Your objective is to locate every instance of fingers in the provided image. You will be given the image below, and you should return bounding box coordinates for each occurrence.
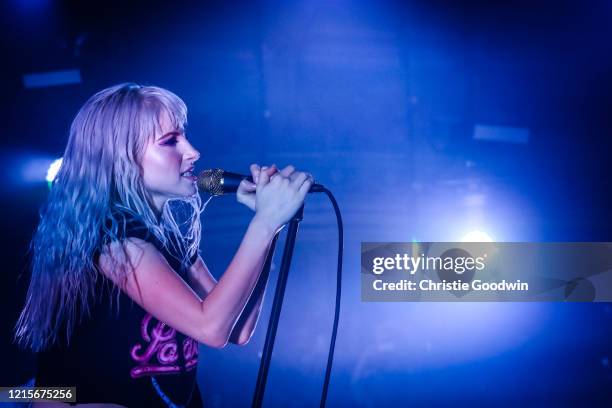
[289,171,307,188]
[267,166,313,192]
[249,163,261,183]
[257,165,272,187]
[250,163,277,184]
[279,165,295,178]
[262,164,277,179]
[289,171,314,188]
[254,164,312,194]
[299,173,314,195]
[297,173,314,196]
[239,179,257,192]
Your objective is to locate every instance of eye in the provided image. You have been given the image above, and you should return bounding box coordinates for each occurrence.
[162,136,178,146]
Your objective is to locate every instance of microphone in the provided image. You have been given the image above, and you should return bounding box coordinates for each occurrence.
[197,168,324,196]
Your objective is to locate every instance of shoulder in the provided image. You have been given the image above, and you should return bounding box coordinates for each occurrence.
[96,235,222,346]
[99,208,198,280]
[97,237,165,287]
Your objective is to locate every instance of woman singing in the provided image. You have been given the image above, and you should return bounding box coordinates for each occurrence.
[14,83,313,407]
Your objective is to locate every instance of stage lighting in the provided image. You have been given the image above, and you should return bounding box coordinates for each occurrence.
[461,230,493,242]
[46,157,62,187]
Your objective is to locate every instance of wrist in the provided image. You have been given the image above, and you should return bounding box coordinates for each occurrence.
[250,215,278,240]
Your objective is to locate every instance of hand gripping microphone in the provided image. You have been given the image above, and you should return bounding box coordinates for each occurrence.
[197,168,324,196]
[198,168,339,408]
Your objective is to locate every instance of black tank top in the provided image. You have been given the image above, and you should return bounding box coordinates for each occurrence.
[35,212,203,408]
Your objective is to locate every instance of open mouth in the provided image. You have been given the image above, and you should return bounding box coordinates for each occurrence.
[180,168,197,181]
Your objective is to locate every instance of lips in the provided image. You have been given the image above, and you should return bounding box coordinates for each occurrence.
[180,167,195,177]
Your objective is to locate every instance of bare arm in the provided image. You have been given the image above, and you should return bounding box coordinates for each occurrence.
[187,247,273,346]
[99,216,276,349]
[98,165,312,349]
[186,256,217,299]
[224,164,312,344]
[228,260,271,345]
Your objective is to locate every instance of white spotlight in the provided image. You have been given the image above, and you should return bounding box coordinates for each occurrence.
[46,157,63,183]
[461,230,493,242]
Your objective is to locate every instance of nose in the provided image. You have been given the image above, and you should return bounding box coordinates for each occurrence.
[184,140,200,163]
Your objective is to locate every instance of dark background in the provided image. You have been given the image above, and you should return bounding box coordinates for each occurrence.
[2,0,612,406]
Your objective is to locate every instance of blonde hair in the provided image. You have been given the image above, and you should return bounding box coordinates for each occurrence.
[15,83,202,351]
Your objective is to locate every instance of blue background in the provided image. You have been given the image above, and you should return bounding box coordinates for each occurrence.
[2,0,612,406]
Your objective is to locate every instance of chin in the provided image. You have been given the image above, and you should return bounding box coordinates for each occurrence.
[160,188,197,203]
[178,187,198,198]
[172,182,198,197]
[187,185,198,196]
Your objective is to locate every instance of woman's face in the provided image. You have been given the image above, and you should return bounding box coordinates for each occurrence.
[141,110,200,212]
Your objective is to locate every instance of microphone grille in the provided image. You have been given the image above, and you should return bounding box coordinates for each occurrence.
[197,168,225,196]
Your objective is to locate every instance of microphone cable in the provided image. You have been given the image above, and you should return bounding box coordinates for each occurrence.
[318,187,343,408]
[199,170,343,406]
